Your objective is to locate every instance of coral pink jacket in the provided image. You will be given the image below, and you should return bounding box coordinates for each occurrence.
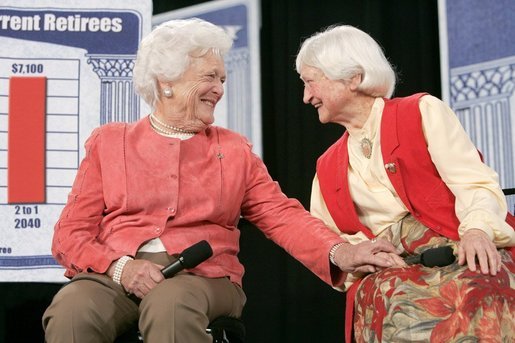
[53,117,344,287]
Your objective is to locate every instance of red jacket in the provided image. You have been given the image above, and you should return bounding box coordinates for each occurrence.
[317,93,514,241]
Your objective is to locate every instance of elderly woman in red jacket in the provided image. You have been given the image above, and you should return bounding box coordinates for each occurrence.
[296,24,515,342]
[41,18,400,342]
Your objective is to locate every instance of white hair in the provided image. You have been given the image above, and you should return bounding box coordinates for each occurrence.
[133,18,233,108]
[295,25,396,98]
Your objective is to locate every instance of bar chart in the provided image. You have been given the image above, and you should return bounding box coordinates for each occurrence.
[0,57,80,206]
[0,0,151,282]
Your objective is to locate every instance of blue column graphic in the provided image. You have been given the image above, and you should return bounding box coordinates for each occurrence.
[87,54,141,124]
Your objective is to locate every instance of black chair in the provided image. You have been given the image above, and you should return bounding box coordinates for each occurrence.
[114,316,245,343]
[207,316,246,343]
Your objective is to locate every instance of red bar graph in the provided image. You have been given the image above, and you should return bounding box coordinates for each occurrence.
[8,77,47,203]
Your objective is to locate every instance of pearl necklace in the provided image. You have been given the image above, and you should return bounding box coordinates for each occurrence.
[149,116,195,139]
[149,113,196,135]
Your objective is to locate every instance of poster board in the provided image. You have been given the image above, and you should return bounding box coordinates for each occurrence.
[0,0,152,282]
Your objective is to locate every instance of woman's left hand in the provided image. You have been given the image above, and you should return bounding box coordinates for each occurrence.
[458,229,502,275]
[332,239,402,273]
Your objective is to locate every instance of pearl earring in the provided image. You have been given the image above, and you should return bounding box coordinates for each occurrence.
[163,87,173,98]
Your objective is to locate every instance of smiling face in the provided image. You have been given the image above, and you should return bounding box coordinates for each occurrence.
[169,51,226,128]
[299,64,355,124]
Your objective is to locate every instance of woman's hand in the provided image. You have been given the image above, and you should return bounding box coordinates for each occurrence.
[108,259,165,299]
[356,251,406,273]
[458,229,501,275]
[332,239,403,273]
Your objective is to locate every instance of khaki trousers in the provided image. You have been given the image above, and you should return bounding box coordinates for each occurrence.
[42,252,246,343]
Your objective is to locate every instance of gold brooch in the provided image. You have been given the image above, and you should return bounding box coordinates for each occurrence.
[360,137,373,159]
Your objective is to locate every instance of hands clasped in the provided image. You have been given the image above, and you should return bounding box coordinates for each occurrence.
[332,238,406,274]
[120,259,165,299]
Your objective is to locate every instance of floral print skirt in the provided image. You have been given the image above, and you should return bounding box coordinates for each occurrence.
[353,216,515,343]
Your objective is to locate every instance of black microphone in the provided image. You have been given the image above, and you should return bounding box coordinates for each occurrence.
[161,240,213,278]
[404,245,456,267]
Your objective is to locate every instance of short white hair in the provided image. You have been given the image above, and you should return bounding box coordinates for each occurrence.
[133,18,233,108]
[296,25,396,98]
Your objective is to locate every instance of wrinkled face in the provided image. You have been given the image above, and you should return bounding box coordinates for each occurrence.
[299,65,351,124]
[172,51,226,125]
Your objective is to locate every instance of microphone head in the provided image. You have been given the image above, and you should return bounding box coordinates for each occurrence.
[420,246,455,267]
[180,240,213,269]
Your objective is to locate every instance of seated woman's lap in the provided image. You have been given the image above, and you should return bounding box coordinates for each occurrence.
[43,271,246,343]
[354,250,515,343]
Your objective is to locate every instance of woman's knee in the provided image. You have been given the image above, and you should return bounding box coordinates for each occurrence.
[44,281,99,325]
[140,275,244,323]
[44,278,137,338]
[142,276,208,317]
